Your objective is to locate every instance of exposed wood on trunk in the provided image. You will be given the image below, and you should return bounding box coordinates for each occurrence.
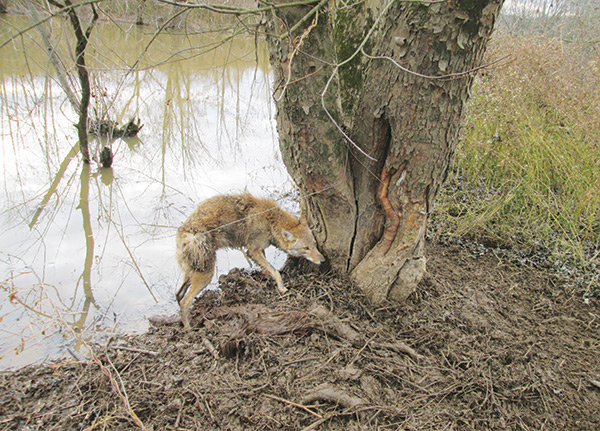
[376,166,399,256]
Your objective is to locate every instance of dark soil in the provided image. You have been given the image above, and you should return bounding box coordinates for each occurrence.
[1,241,599,430]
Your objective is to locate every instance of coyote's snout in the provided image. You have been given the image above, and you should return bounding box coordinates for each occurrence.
[176,192,325,328]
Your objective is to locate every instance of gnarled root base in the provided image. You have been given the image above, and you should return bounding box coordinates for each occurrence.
[388,255,427,303]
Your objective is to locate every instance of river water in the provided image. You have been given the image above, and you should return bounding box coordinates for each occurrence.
[0,16,292,368]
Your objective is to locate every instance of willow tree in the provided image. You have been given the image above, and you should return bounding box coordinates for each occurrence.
[264,0,504,303]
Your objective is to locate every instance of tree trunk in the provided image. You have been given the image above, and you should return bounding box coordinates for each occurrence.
[266,0,504,303]
[65,0,97,164]
[49,0,98,164]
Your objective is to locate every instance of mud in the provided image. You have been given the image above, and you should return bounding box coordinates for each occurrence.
[1,241,599,430]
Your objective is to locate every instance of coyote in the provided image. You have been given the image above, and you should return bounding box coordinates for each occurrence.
[176,192,325,328]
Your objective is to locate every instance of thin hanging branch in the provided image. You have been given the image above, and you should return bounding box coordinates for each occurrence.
[24,3,80,112]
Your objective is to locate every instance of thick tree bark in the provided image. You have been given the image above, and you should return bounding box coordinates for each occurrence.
[266,0,503,303]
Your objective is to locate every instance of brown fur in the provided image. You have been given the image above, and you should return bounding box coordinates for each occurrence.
[176,192,324,329]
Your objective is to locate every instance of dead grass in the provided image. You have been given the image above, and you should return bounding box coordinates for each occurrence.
[433,32,600,281]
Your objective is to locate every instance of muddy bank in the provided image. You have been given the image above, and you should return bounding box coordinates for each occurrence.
[1,241,599,430]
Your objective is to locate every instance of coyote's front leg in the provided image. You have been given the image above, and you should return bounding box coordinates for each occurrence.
[247,247,287,293]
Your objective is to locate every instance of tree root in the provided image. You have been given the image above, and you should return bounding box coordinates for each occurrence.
[308,303,362,346]
[302,383,366,409]
[374,341,422,361]
[211,304,315,335]
[308,303,422,360]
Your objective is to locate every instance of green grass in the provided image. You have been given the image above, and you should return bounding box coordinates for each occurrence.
[433,34,600,278]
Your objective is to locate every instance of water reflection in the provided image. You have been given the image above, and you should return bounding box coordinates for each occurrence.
[78,163,99,324]
[0,16,291,368]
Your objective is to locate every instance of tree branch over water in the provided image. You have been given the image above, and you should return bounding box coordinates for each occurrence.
[0,0,103,50]
[156,0,320,16]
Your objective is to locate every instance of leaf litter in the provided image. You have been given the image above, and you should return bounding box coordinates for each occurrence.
[1,241,599,430]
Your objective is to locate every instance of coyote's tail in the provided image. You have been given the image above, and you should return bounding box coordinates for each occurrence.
[175,230,215,305]
[177,231,215,271]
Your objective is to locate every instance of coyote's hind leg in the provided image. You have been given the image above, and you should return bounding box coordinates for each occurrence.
[176,277,190,305]
[178,268,214,329]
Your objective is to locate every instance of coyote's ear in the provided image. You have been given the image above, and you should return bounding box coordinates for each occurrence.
[282,229,296,242]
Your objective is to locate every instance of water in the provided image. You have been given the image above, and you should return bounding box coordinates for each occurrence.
[0,16,292,369]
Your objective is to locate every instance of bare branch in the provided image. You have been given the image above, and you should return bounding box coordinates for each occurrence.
[156,0,321,16]
[0,0,103,50]
[274,7,319,102]
[279,0,327,40]
[361,50,511,81]
[23,2,80,111]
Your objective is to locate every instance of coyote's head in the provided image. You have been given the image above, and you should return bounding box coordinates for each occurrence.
[281,221,325,265]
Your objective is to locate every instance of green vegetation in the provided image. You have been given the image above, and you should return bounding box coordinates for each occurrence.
[433,33,599,285]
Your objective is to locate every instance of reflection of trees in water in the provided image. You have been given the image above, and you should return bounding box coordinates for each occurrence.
[77,163,97,330]
[20,159,101,335]
[29,144,79,230]
[0,14,279,366]
[4,60,270,328]
[1,154,160,365]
